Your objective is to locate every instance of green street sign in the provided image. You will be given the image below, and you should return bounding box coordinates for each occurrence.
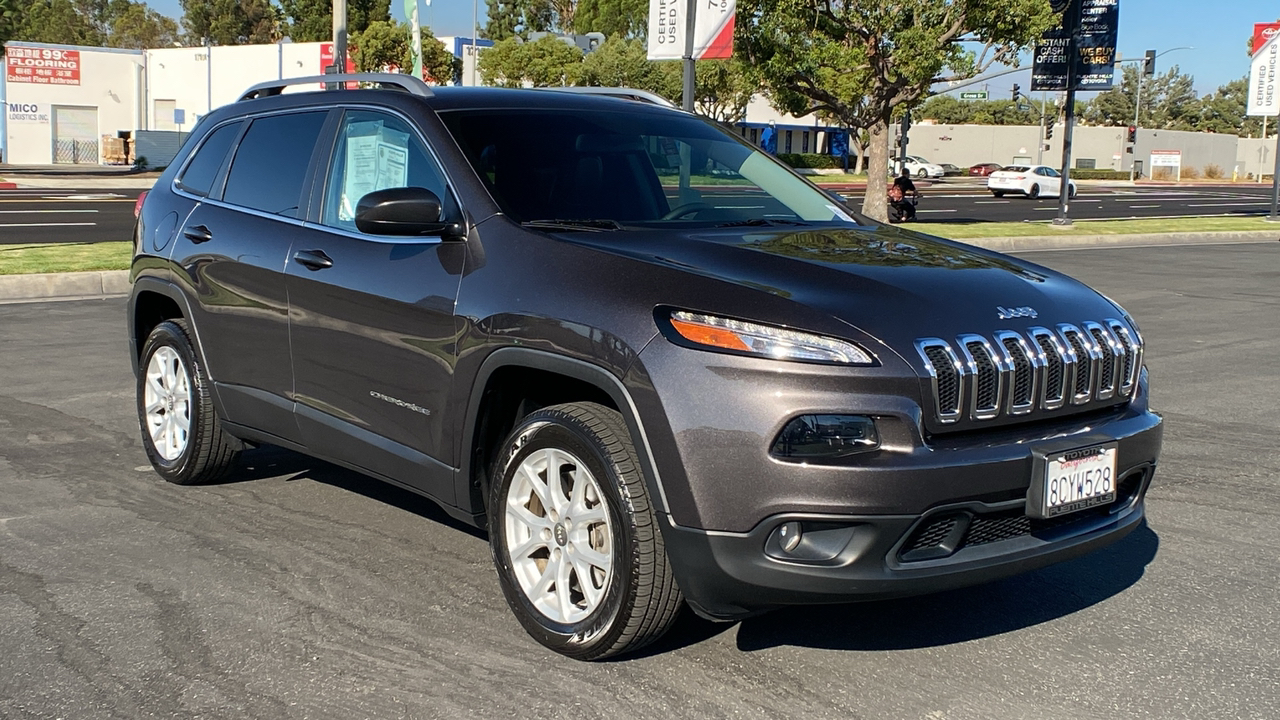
[1018,104,1032,111]
[960,91,988,100]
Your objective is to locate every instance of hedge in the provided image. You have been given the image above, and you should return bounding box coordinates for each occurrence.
[777,153,844,169]
[1068,169,1130,180]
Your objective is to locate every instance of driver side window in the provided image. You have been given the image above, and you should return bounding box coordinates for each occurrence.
[322,110,453,233]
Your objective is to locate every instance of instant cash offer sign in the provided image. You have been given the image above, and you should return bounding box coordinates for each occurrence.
[1248,23,1280,117]
[647,0,735,60]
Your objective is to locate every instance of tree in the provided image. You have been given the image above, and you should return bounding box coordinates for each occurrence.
[0,0,15,53]
[181,0,280,45]
[1082,64,1198,130]
[483,0,552,41]
[575,0,646,39]
[279,0,389,43]
[1196,76,1263,137]
[9,0,102,45]
[104,0,180,48]
[6,0,177,48]
[739,0,1055,221]
[478,35,582,87]
[350,20,460,83]
[578,37,666,90]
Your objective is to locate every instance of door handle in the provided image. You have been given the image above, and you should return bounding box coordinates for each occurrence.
[182,224,212,244]
[293,249,334,271]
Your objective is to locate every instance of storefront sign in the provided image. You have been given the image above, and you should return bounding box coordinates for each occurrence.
[320,43,357,88]
[7,102,51,123]
[6,47,81,85]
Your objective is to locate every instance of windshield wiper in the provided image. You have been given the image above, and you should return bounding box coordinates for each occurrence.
[714,218,812,228]
[522,219,624,232]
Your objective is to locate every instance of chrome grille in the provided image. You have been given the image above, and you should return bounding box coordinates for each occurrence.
[916,318,1142,424]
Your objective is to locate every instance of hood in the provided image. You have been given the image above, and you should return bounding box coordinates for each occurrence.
[564,223,1122,355]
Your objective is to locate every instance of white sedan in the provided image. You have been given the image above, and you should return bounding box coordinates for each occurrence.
[897,156,946,179]
[987,165,1077,199]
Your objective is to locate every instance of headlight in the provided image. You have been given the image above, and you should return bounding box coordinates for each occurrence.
[663,310,874,365]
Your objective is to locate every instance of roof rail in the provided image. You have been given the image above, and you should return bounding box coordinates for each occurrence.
[543,86,679,109]
[238,73,435,101]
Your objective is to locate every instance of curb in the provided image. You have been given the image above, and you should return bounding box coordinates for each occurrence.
[0,270,130,303]
[953,230,1279,253]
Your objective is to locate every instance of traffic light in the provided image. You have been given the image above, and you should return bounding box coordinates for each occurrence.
[1143,50,1156,77]
[1012,83,1021,100]
[1045,124,1054,140]
[1127,125,1137,143]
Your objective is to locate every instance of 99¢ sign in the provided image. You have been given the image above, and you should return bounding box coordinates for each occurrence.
[6,47,81,85]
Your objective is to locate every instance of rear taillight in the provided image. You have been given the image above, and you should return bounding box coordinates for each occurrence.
[134,191,148,219]
[1014,176,1026,180]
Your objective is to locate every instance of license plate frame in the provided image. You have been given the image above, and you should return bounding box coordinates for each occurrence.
[1027,441,1119,519]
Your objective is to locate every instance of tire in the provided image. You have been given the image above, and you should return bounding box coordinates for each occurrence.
[1069,185,1077,199]
[992,191,1005,198]
[488,402,683,660]
[1029,184,1040,199]
[137,319,240,485]
[916,168,928,179]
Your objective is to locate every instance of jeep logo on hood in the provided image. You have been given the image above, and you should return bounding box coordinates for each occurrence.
[997,305,1038,319]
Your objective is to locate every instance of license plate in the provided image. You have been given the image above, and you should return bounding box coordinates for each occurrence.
[1039,443,1117,518]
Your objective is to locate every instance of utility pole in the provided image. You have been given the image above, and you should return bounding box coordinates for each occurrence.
[1051,1,1080,226]
[330,0,347,89]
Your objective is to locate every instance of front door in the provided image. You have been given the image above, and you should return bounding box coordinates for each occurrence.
[286,108,466,502]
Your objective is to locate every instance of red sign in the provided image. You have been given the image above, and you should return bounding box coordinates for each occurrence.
[319,43,357,88]
[6,46,81,85]
[1253,23,1280,55]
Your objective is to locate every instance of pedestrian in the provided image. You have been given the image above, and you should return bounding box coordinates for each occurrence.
[888,184,916,223]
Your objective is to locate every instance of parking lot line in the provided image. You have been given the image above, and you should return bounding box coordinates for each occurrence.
[0,209,99,214]
[0,222,97,228]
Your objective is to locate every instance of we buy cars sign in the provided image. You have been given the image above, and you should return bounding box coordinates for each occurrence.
[6,46,81,85]
[1248,23,1280,117]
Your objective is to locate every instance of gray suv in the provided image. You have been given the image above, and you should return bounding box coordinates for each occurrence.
[128,74,1163,660]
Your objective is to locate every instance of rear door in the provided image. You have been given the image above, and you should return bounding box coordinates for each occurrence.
[170,109,331,443]
[285,108,466,501]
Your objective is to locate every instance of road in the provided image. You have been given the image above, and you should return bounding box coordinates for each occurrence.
[1,241,1277,719]
[0,188,140,245]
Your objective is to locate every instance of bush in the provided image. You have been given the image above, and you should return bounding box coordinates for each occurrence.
[1067,169,1129,180]
[1181,165,1200,179]
[1203,164,1224,179]
[777,153,843,169]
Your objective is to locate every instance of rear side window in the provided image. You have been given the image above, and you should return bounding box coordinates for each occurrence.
[177,121,241,197]
[223,111,328,218]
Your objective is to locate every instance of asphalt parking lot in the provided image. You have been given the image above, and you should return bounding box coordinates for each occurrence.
[1,241,1278,719]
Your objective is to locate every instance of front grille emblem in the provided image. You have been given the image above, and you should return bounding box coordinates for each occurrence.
[996,305,1038,319]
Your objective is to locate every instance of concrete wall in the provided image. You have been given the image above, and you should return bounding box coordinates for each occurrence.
[2,43,144,165]
[902,123,1240,176]
[1236,137,1279,179]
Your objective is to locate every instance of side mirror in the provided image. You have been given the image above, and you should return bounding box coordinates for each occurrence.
[354,187,461,238]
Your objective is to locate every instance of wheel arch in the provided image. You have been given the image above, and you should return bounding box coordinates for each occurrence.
[129,278,205,378]
[457,347,671,526]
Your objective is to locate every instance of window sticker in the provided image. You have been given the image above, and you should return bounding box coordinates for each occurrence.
[339,120,411,221]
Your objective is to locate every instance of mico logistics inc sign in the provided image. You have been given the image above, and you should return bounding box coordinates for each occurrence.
[7,103,51,123]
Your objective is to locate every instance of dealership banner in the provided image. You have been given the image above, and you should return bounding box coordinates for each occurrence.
[6,46,81,85]
[1248,24,1280,117]
[647,0,735,61]
[1031,0,1118,91]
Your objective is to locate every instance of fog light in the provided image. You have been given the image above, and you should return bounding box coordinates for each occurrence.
[771,415,879,461]
[777,521,803,552]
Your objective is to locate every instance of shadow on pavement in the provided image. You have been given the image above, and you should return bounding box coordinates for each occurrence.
[230,445,487,539]
[732,521,1158,653]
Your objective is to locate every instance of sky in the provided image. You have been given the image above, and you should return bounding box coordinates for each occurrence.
[143,0,1269,97]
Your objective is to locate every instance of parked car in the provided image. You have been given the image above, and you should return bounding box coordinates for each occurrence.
[939,163,964,176]
[895,155,945,179]
[988,164,1078,198]
[130,74,1161,661]
[968,162,1003,176]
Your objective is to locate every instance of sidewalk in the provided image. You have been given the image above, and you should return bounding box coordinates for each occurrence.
[0,165,161,189]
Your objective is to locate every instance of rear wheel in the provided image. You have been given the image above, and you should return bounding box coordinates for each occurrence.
[489,402,683,660]
[1069,184,1078,199]
[137,319,240,485]
[992,191,1005,198]
[1029,184,1041,199]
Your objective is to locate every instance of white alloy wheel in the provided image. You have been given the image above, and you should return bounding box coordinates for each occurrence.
[143,345,192,461]
[504,447,614,625]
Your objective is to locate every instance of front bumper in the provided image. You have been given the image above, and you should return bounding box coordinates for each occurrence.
[663,460,1155,620]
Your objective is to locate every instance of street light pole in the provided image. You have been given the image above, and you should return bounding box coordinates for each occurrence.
[1120,46,1192,182]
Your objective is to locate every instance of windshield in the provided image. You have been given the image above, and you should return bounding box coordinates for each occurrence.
[438,108,858,228]
[1002,165,1030,172]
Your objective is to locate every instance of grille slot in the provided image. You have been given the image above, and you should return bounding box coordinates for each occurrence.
[916,320,1141,426]
[904,515,959,553]
[966,341,998,412]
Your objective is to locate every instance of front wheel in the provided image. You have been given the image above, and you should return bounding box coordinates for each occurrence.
[1069,185,1078,199]
[1029,184,1041,199]
[992,191,1005,198]
[916,168,928,179]
[488,402,683,660]
[137,319,241,484]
